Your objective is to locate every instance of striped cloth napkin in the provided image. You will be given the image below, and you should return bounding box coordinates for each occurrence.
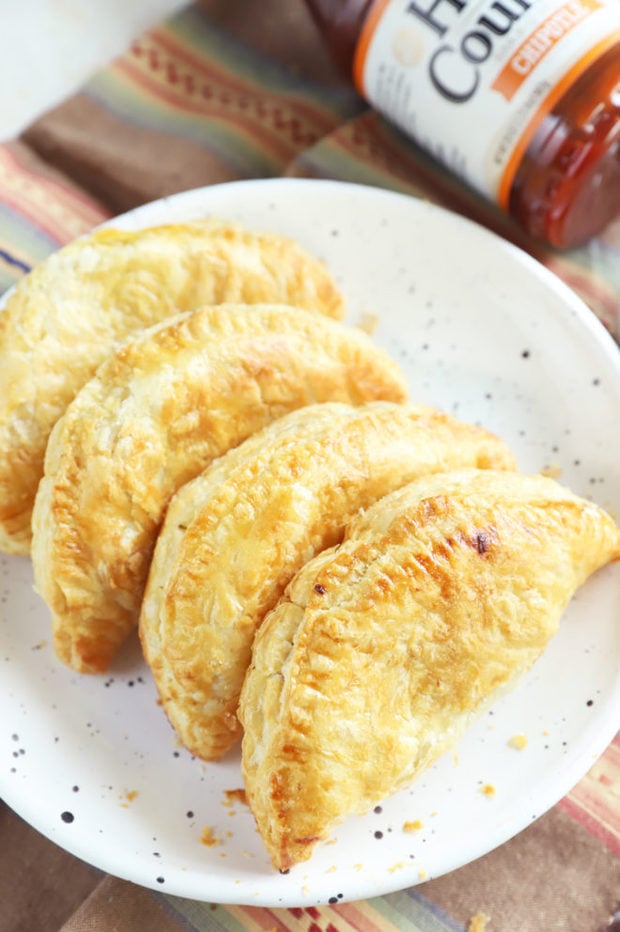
[0,2,618,930]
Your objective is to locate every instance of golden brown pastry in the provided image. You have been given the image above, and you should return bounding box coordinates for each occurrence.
[239,468,620,871]
[31,303,407,675]
[140,402,516,761]
[0,219,344,555]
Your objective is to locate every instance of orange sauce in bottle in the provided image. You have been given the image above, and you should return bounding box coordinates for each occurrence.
[306,0,620,248]
[510,43,620,247]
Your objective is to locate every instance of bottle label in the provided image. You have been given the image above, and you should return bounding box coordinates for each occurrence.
[354,0,620,205]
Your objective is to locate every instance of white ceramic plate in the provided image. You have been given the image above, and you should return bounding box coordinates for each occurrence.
[1,179,619,907]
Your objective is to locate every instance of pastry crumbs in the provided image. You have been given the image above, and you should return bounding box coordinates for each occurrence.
[223,788,248,807]
[468,912,490,931]
[200,826,221,847]
[357,311,379,335]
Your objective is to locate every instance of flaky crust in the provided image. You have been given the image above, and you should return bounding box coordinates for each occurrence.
[31,304,407,674]
[238,469,620,871]
[0,219,344,554]
[140,402,516,761]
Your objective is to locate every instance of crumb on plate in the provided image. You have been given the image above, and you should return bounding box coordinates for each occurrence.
[200,826,221,847]
[468,911,491,931]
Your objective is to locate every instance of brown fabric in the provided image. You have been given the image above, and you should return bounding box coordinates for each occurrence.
[59,876,183,932]
[423,806,620,932]
[21,0,358,217]
[22,94,240,215]
[193,0,346,82]
[0,802,100,932]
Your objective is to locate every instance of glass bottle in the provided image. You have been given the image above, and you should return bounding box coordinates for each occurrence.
[305,0,620,248]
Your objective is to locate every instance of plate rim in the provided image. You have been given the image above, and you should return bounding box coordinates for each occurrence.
[1,176,619,907]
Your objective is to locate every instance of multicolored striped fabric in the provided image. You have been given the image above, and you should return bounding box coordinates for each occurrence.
[105,11,360,172]
[164,889,465,931]
[1,3,618,931]
[560,733,620,856]
[0,143,110,293]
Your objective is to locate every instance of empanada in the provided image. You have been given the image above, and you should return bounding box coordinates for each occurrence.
[140,402,516,761]
[238,468,620,871]
[0,219,344,554]
[31,303,407,674]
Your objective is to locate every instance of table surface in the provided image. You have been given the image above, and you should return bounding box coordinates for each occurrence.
[0,0,186,140]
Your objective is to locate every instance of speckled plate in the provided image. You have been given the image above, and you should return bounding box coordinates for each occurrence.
[2,179,620,907]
